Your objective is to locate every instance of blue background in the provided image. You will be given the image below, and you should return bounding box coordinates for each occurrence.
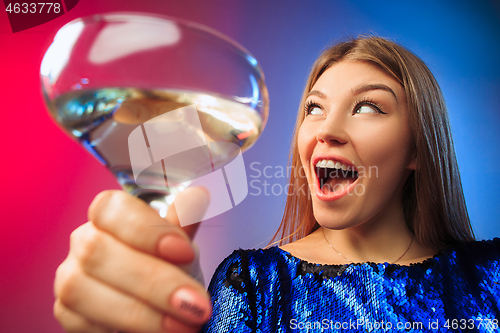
[0,0,499,331]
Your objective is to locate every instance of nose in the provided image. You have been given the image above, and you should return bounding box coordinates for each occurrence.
[316,110,349,145]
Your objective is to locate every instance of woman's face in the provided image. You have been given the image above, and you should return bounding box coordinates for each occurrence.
[298,60,415,230]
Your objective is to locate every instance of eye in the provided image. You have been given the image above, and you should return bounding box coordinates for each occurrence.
[355,104,378,114]
[304,101,324,116]
[309,106,323,116]
[353,98,386,115]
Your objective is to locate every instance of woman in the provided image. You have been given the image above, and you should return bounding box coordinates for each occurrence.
[54,36,500,333]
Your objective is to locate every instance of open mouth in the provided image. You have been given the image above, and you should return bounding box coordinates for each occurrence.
[315,159,359,195]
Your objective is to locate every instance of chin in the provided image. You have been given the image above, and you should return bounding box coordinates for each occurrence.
[312,208,360,231]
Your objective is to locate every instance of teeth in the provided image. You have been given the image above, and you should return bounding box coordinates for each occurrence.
[315,159,353,171]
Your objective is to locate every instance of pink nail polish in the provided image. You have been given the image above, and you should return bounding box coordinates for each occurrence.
[198,186,211,200]
[157,234,195,263]
[170,287,211,324]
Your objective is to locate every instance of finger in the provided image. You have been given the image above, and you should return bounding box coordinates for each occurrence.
[162,316,203,333]
[56,258,192,333]
[166,186,210,239]
[54,299,113,333]
[88,189,208,264]
[178,242,204,285]
[68,222,211,326]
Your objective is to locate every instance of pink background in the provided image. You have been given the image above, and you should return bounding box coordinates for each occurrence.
[1,1,252,331]
[1,0,499,331]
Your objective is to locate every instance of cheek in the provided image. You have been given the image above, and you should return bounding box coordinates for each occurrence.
[297,124,315,182]
[352,120,413,178]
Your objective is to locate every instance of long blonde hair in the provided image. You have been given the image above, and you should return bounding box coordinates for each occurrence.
[271,36,474,251]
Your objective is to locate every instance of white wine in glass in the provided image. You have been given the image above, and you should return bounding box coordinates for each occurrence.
[41,13,269,218]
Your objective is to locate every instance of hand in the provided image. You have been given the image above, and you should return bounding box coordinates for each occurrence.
[53,187,212,333]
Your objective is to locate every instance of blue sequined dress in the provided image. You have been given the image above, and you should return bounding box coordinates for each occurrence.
[202,238,500,332]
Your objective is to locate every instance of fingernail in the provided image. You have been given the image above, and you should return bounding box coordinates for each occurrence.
[197,186,211,200]
[170,287,211,324]
[174,187,210,227]
[157,234,195,263]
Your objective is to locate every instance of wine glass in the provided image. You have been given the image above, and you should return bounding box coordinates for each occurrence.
[40,12,269,224]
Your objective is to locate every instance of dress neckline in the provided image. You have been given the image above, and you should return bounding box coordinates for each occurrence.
[274,245,445,270]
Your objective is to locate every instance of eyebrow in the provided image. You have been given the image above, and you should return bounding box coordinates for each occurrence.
[307,84,398,102]
[307,90,327,99]
[352,84,398,102]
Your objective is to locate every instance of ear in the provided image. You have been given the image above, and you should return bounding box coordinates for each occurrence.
[407,153,417,170]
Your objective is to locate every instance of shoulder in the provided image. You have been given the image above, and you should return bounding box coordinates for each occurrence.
[207,247,292,293]
[210,247,287,277]
[204,247,294,332]
[439,238,500,275]
[448,237,500,260]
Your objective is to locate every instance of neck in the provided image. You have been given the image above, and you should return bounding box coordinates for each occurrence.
[322,198,414,264]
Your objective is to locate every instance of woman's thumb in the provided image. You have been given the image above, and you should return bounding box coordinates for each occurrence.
[166,186,210,240]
